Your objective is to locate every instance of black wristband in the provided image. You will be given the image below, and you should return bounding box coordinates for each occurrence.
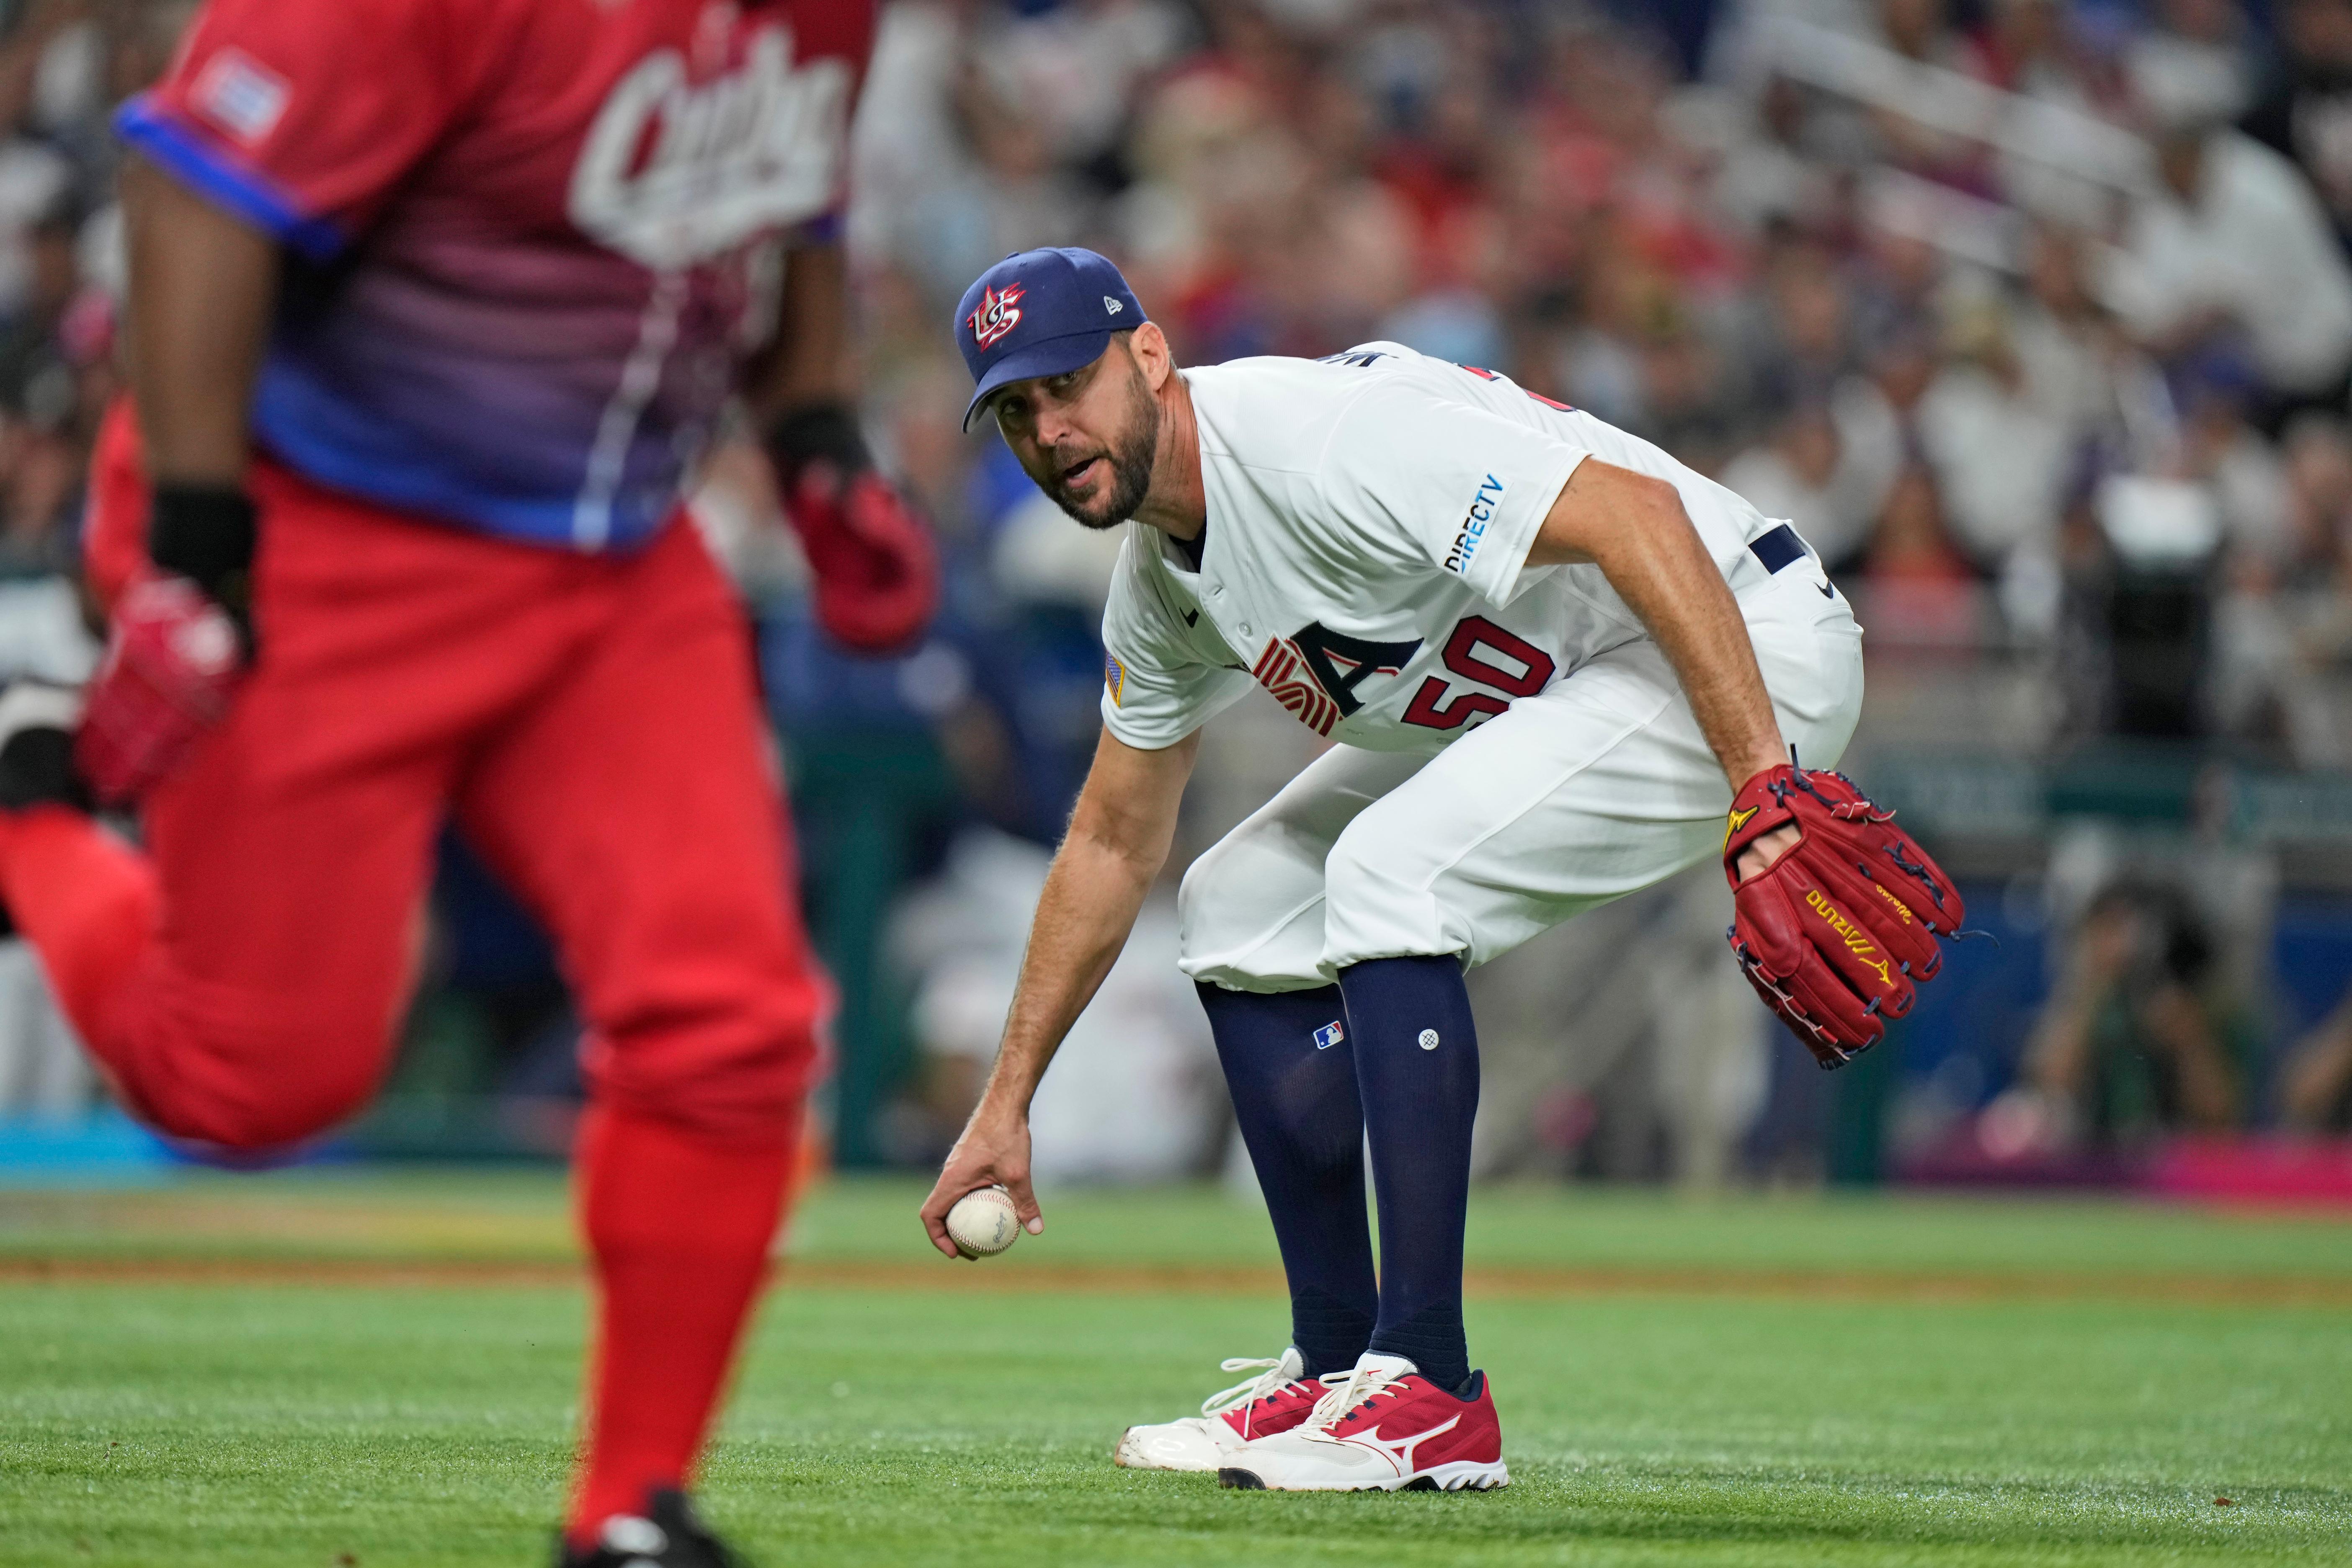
[150,485,258,609]
[763,403,871,484]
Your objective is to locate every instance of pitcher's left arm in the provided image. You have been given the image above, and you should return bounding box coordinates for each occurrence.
[1525,459,1791,866]
[1526,459,1965,1068]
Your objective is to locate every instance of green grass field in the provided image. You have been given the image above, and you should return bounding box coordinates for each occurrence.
[3,1172,2349,1566]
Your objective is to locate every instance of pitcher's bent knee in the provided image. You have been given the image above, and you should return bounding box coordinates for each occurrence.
[1320,823,1464,971]
[1176,831,1248,965]
[1176,824,1339,991]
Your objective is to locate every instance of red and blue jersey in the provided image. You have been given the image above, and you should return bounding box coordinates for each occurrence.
[119,0,874,551]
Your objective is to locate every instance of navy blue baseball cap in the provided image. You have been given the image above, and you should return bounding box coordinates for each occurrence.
[955,247,1148,431]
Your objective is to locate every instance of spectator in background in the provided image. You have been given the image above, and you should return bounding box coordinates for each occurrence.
[888,827,1221,1180]
[1863,463,1982,642]
[2011,224,2146,462]
[2246,0,2352,255]
[0,203,78,419]
[2023,881,2249,1143]
[1705,76,1841,238]
[2278,418,2352,696]
[2281,985,2352,1128]
[2130,0,2265,130]
[1718,376,1899,569]
[1746,236,1863,405]
[2172,352,2291,561]
[1916,290,2078,573]
[2109,45,2352,430]
[0,8,74,323]
[2205,413,2350,761]
[2280,412,2352,578]
[1973,0,2100,109]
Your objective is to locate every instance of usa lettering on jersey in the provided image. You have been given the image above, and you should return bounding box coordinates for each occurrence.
[1289,624,1419,718]
[1252,636,1343,736]
[1246,614,1559,740]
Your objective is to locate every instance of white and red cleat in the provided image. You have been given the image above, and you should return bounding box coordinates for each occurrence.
[1112,1349,1344,1472]
[1217,1352,1508,1492]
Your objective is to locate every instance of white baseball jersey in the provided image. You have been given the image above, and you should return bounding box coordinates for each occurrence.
[1098,343,1790,755]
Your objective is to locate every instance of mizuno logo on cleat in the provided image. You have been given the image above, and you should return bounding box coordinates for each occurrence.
[1352,1413,1461,1474]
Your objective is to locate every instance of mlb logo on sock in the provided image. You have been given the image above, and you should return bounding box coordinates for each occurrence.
[1312,1021,1344,1050]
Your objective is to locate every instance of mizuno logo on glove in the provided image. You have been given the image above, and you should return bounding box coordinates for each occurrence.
[1804,888,1893,987]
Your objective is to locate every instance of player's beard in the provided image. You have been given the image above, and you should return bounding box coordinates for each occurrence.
[1046,360,1160,531]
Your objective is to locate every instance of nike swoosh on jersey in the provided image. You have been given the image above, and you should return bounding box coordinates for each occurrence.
[1184,609,1199,626]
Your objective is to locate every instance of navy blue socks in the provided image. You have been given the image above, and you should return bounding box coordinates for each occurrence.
[1338,954,1478,1394]
[1195,982,1377,1378]
[1200,959,1481,1393]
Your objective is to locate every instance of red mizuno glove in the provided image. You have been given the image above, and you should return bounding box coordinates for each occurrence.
[1723,762,1965,1069]
[767,405,938,654]
[74,570,250,805]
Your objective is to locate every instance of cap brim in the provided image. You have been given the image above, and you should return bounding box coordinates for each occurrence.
[961,329,1116,432]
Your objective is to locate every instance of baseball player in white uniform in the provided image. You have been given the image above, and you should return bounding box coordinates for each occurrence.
[920,248,1963,1493]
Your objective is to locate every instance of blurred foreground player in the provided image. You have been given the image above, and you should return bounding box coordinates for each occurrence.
[0,2,934,1563]
[921,250,1962,1491]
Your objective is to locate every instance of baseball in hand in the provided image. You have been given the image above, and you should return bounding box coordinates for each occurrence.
[945,1184,1021,1259]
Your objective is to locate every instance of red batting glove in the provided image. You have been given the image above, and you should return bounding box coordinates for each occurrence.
[781,462,939,654]
[73,572,250,805]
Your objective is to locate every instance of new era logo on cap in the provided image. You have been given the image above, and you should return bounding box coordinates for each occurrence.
[954,248,1149,429]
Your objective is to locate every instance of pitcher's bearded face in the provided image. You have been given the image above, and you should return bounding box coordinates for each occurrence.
[992,339,1161,531]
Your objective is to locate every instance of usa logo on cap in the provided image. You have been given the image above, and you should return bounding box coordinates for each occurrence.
[967,282,1025,351]
[953,248,1149,430]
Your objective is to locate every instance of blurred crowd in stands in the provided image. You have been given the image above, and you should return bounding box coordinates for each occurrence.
[846,0,2352,761]
[830,0,2352,1171]
[2,0,2351,1181]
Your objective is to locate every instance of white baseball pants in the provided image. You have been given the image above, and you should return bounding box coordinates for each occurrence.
[1177,567,1866,991]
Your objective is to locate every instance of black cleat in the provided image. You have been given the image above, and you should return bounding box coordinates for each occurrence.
[0,680,88,812]
[557,1490,751,1568]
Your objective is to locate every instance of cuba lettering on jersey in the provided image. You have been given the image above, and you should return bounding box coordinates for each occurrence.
[118,0,874,551]
[1098,343,1785,754]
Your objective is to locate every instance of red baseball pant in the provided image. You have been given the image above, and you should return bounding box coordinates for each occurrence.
[2,451,823,1534]
[41,457,821,1147]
